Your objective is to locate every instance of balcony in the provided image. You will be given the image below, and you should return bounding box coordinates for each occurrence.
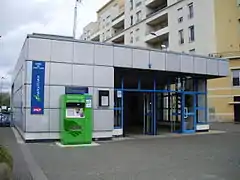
[112,33,124,44]
[145,26,169,43]
[112,12,125,29]
[90,31,100,42]
[146,0,167,8]
[146,9,168,25]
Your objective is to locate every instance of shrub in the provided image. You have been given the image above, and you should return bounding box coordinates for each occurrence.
[0,145,13,170]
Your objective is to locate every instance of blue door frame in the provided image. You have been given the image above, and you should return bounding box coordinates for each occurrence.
[181,92,197,134]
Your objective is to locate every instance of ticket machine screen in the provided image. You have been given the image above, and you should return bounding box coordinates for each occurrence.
[66,102,85,118]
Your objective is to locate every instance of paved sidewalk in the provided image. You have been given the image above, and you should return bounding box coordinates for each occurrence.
[0,127,32,180]
[28,124,240,180]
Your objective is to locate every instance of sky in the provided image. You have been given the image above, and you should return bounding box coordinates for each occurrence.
[0,0,109,91]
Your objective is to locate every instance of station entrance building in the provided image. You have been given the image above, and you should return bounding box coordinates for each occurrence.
[12,34,229,141]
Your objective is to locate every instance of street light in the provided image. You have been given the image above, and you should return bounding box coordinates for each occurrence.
[73,0,82,39]
[1,77,6,108]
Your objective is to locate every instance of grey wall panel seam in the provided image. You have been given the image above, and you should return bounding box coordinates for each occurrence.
[24,83,114,89]
[27,35,228,62]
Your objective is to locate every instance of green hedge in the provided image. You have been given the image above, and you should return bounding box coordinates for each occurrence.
[0,145,13,170]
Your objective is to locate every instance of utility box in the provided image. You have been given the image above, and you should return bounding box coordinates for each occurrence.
[60,94,92,145]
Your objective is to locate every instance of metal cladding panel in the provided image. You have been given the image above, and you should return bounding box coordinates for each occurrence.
[49,86,65,108]
[93,110,114,131]
[94,44,114,66]
[93,88,114,109]
[72,64,93,86]
[149,51,166,71]
[132,49,150,69]
[49,109,60,131]
[25,84,50,108]
[166,53,181,72]
[181,55,194,73]
[73,42,94,65]
[113,47,133,68]
[51,40,73,63]
[94,66,114,88]
[207,59,218,75]
[28,38,51,61]
[194,57,207,74]
[50,63,72,85]
[218,60,229,76]
[26,109,50,132]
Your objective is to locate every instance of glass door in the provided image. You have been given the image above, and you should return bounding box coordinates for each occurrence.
[182,93,196,133]
[143,93,153,135]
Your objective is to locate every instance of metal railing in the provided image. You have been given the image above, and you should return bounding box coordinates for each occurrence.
[209,51,240,58]
[146,4,167,18]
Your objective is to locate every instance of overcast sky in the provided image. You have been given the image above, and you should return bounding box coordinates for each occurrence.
[0,0,109,91]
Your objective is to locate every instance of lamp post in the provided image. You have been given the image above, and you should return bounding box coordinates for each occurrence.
[73,0,82,39]
[0,77,5,108]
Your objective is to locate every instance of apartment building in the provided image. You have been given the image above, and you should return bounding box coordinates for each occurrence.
[81,0,240,122]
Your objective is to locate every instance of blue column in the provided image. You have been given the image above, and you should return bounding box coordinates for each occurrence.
[121,77,124,129]
[153,78,156,135]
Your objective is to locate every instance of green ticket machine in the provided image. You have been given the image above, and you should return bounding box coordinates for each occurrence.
[60,94,92,145]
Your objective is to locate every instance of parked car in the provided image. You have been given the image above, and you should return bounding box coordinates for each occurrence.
[0,113,10,127]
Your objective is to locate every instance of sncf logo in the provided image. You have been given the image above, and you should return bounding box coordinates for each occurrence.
[33,108,42,112]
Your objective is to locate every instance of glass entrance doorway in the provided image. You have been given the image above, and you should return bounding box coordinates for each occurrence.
[143,93,154,135]
[182,93,196,133]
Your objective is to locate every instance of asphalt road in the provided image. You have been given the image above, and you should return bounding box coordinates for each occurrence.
[26,123,240,180]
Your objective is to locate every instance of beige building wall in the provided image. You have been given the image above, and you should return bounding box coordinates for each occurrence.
[208,0,240,122]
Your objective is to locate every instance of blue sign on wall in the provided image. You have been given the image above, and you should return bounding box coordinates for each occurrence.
[31,61,45,115]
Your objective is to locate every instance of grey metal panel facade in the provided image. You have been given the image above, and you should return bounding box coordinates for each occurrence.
[181,55,194,73]
[93,66,114,88]
[51,40,73,63]
[166,53,181,72]
[93,110,114,131]
[132,49,149,69]
[73,42,94,65]
[25,109,50,132]
[207,59,218,75]
[72,64,94,86]
[218,60,229,76]
[94,44,114,66]
[49,109,60,132]
[149,51,166,71]
[28,38,51,61]
[194,57,207,74]
[50,62,72,85]
[49,86,65,109]
[113,47,133,68]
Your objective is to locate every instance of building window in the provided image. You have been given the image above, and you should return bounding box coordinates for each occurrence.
[130,31,133,43]
[178,17,183,23]
[130,15,133,25]
[135,28,140,41]
[232,70,240,86]
[136,0,142,7]
[130,0,133,10]
[102,33,105,40]
[136,11,142,23]
[189,25,195,42]
[179,29,184,44]
[188,3,194,19]
[106,15,111,26]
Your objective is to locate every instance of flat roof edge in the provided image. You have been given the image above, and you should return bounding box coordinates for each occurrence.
[26,33,228,62]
